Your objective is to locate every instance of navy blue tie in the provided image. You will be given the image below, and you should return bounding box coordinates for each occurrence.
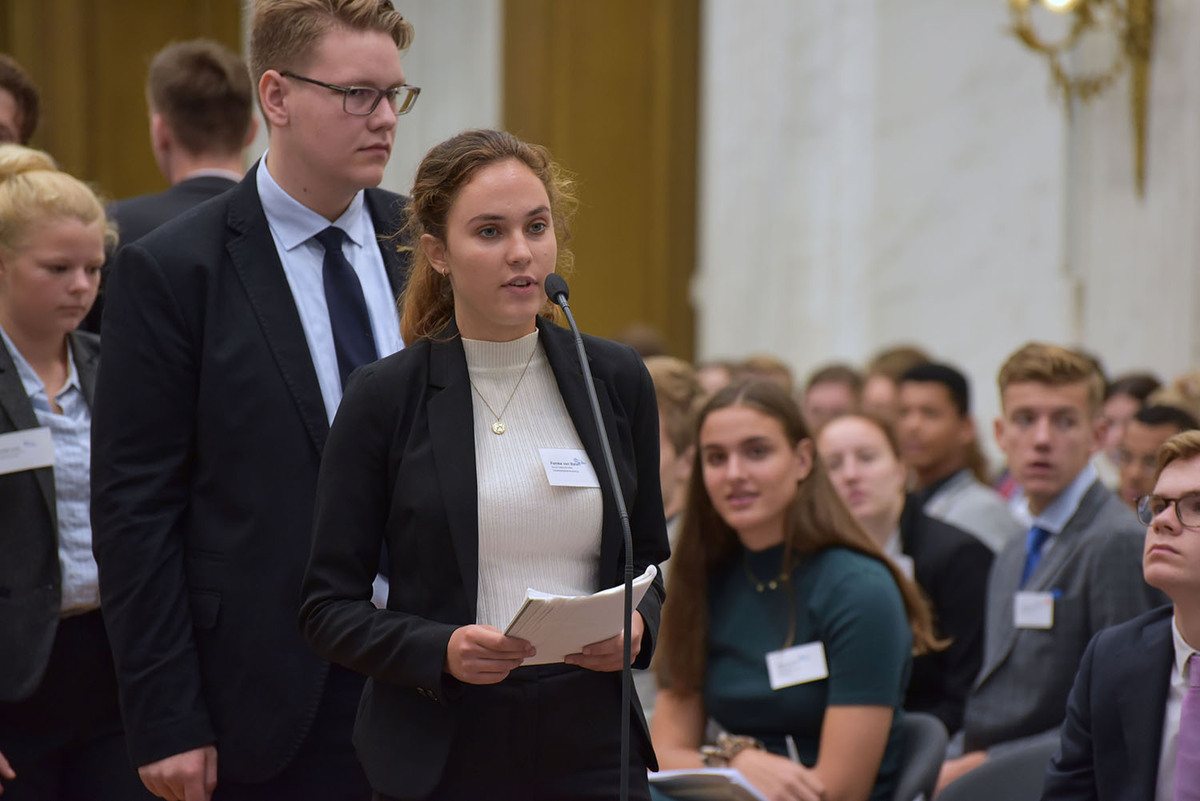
[1020,525,1051,588]
[314,226,377,388]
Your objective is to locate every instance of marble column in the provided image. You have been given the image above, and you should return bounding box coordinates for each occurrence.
[696,0,1064,440]
[1066,0,1200,381]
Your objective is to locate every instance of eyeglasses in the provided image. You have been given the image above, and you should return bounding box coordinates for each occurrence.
[1136,492,1200,527]
[280,71,420,116]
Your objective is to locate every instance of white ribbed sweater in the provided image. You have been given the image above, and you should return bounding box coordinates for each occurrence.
[462,331,603,629]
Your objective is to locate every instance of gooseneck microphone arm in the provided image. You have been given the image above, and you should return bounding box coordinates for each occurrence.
[544,273,636,801]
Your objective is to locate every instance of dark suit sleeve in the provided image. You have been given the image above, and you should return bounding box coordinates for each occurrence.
[90,242,215,766]
[1041,633,1099,801]
[1086,521,1167,632]
[929,534,993,733]
[300,366,459,698]
[615,349,671,669]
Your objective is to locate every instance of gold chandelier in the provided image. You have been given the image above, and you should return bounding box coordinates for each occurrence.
[1008,0,1156,195]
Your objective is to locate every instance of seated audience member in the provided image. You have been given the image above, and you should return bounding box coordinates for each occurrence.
[1102,372,1162,458]
[801,362,862,433]
[83,38,256,332]
[638,356,703,718]
[938,343,1166,792]
[652,380,939,801]
[0,145,150,797]
[1148,374,1200,431]
[819,413,991,735]
[1043,430,1200,801]
[736,353,794,393]
[1115,404,1199,510]
[695,360,735,397]
[861,345,929,424]
[1093,372,1162,490]
[0,55,38,145]
[897,362,1023,552]
[644,356,703,550]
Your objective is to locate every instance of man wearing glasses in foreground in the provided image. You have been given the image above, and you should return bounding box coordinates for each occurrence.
[91,2,417,799]
[1042,430,1200,801]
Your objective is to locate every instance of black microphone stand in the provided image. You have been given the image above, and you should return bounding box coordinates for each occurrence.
[546,275,636,801]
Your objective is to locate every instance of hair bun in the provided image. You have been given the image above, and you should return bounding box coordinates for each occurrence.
[0,143,58,183]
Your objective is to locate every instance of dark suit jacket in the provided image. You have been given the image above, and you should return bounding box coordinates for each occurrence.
[0,331,99,702]
[1041,605,1174,801]
[82,174,239,333]
[899,498,993,734]
[299,317,671,798]
[90,164,409,780]
[963,481,1166,755]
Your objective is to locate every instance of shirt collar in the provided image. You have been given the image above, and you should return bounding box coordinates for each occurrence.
[256,151,368,252]
[1172,614,1199,678]
[883,527,903,562]
[0,324,80,401]
[179,167,244,184]
[1027,462,1098,536]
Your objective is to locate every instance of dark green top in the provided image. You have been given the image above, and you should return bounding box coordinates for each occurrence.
[704,546,912,801]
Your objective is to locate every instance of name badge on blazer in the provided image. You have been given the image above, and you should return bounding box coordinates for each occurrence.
[766,641,829,690]
[1014,591,1055,630]
[539,448,601,488]
[0,427,54,475]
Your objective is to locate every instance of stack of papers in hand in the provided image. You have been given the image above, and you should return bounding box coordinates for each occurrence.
[648,768,768,801]
[503,565,657,666]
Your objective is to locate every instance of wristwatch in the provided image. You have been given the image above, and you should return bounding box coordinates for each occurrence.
[699,733,765,768]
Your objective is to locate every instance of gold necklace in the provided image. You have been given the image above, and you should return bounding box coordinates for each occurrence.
[742,554,790,593]
[469,343,537,435]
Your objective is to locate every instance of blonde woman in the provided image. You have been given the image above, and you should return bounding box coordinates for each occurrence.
[0,145,148,799]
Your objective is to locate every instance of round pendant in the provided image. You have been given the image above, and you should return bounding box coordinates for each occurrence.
[492,421,506,435]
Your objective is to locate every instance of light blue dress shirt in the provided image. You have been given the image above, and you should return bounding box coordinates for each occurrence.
[257,155,404,424]
[1022,462,1099,558]
[0,326,98,615]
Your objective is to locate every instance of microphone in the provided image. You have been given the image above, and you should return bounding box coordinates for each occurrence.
[544,272,570,305]
[544,273,636,801]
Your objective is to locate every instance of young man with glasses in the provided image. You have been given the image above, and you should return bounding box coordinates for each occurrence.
[91,2,416,799]
[1043,430,1200,801]
[937,343,1164,793]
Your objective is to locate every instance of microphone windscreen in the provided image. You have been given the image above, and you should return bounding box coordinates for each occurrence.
[544,273,570,304]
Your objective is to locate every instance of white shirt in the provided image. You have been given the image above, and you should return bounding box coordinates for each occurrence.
[883,527,914,581]
[1155,616,1198,801]
[256,154,403,424]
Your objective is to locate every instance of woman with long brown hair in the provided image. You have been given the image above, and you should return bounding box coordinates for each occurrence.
[652,380,939,801]
[818,412,992,735]
[300,129,669,800]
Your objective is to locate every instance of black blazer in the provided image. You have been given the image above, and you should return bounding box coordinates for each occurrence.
[1041,605,1174,801]
[0,331,99,702]
[899,497,993,734]
[83,175,240,333]
[300,317,671,798]
[90,164,409,781]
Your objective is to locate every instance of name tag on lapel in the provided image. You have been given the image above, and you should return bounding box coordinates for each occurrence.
[539,448,601,488]
[766,641,829,690]
[0,427,54,475]
[1014,591,1055,629]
